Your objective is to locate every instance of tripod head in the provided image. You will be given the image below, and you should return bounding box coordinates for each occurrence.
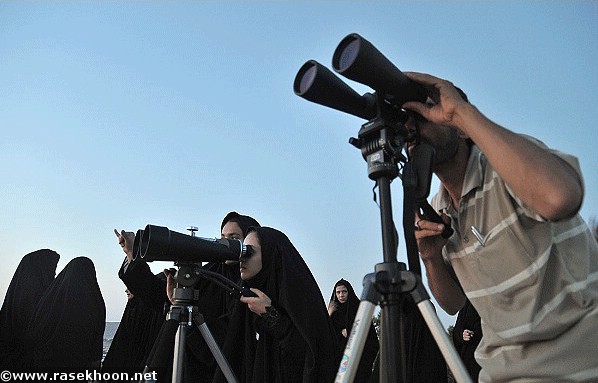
[171,262,257,308]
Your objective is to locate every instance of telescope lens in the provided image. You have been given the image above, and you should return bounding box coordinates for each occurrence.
[335,37,360,72]
[294,63,317,95]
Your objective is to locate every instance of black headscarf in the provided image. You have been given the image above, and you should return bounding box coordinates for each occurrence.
[199,211,261,343]
[102,275,166,375]
[329,279,360,343]
[214,227,338,383]
[24,256,106,371]
[220,211,261,236]
[204,211,260,315]
[329,279,379,382]
[0,249,59,369]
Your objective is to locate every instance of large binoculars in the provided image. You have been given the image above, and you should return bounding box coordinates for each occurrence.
[132,224,252,263]
[294,33,427,120]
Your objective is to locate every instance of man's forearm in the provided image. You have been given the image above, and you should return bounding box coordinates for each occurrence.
[454,104,582,220]
[423,257,465,315]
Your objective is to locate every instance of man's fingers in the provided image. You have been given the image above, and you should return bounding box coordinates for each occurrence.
[415,219,445,233]
[404,71,444,86]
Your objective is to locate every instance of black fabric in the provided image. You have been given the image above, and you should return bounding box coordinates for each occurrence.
[214,227,339,383]
[369,297,448,383]
[400,297,448,382]
[102,275,166,375]
[452,300,482,381]
[329,279,379,382]
[24,256,106,370]
[0,249,60,370]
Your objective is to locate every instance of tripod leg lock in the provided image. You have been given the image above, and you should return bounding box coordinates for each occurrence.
[374,263,417,296]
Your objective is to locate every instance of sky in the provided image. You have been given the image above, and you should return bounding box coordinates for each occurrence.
[1,2,597,331]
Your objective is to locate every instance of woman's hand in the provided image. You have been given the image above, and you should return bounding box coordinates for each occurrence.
[463,329,474,342]
[114,229,135,263]
[327,301,338,315]
[164,268,176,305]
[240,288,272,315]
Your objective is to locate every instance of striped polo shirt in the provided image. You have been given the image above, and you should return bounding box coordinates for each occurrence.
[432,136,598,382]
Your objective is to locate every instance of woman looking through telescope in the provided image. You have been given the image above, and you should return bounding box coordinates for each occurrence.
[214,227,338,383]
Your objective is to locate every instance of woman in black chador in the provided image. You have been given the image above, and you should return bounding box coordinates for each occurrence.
[25,256,106,370]
[213,227,339,383]
[102,285,165,374]
[328,279,379,382]
[0,249,60,370]
[452,299,482,381]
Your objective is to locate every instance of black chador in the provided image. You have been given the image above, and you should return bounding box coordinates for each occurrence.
[25,256,106,370]
[214,227,339,383]
[329,279,379,382]
[0,249,60,370]
[102,279,165,374]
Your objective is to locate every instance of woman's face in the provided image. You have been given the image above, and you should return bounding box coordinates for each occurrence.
[335,285,349,303]
[222,221,244,265]
[221,221,244,240]
[240,231,262,281]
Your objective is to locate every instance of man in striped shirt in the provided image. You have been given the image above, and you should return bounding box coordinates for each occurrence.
[403,72,598,382]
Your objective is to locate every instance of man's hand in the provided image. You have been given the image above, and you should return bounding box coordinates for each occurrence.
[114,229,135,263]
[414,212,466,314]
[402,72,470,129]
[414,213,451,263]
[240,288,272,315]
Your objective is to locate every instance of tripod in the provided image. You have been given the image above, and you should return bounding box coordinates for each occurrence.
[335,99,472,383]
[141,264,252,383]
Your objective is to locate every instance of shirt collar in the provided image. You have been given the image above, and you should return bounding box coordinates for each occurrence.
[436,145,485,214]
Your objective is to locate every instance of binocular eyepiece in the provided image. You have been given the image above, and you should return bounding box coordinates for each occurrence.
[132,224,253,263]
[294,33,427,120]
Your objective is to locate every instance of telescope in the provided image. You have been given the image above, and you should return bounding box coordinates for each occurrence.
[294,33,427,121]
[132,224,252,263]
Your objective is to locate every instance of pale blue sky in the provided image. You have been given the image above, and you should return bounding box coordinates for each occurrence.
[1,2,596,330]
